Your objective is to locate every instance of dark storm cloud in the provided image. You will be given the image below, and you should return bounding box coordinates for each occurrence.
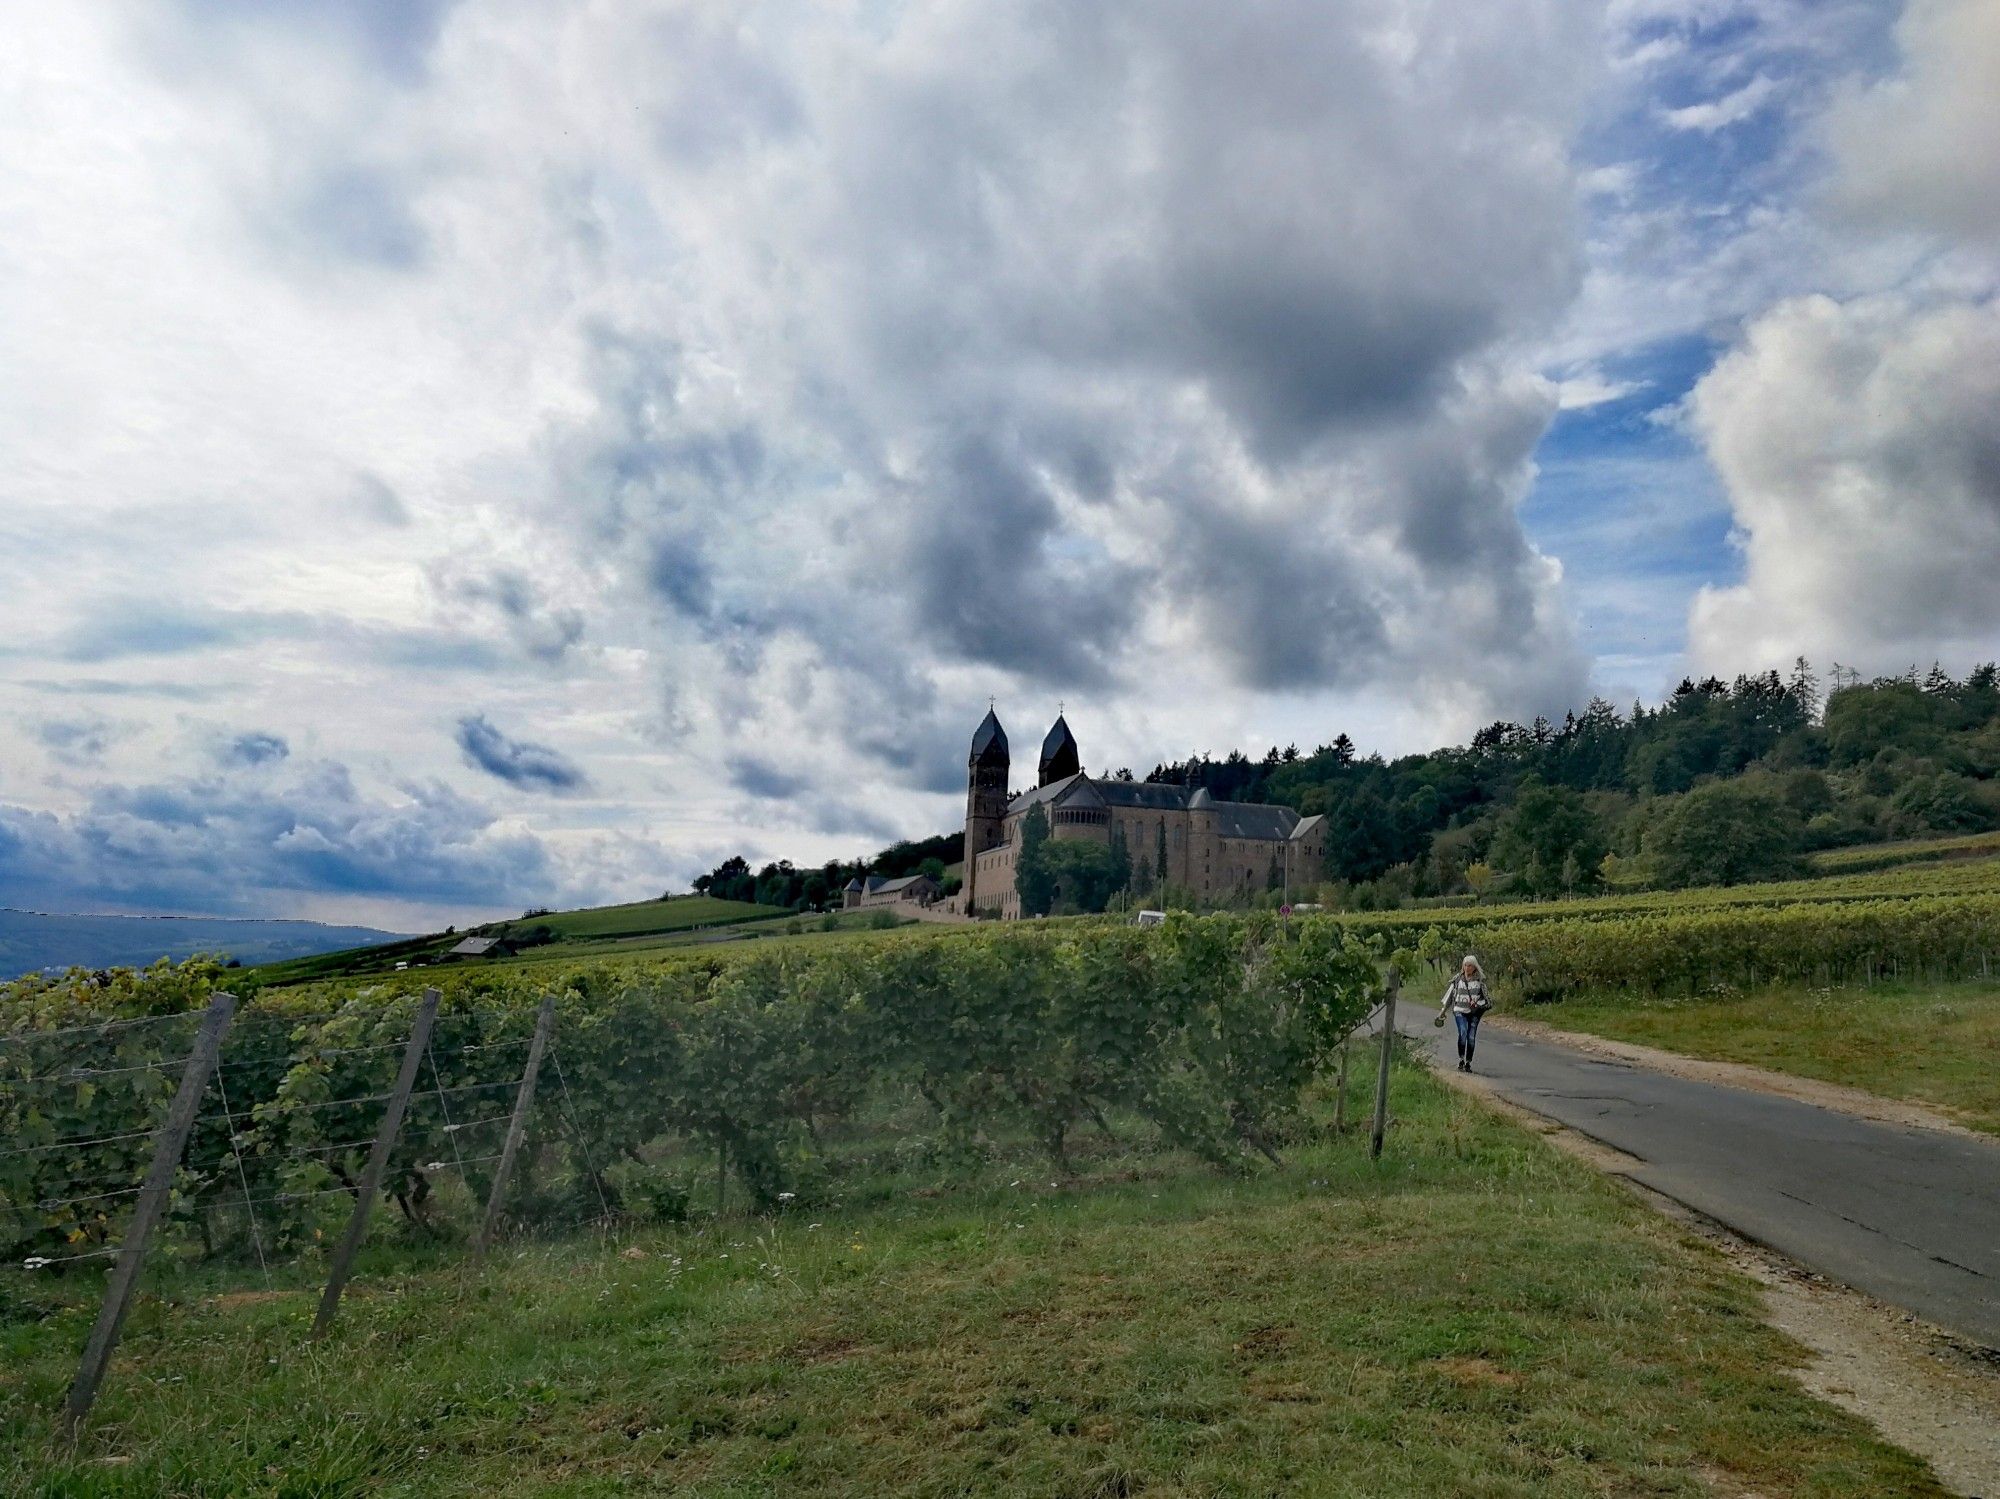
[438,568,584,663]
[222,731,290,767]
[59,605,285,663]
[455,715,587,793]
[1162,495,1389,690]
[727,757,810,801]
[0,760,554,916]
[896,435,1142,687]
[741,0,1596,709]
[35,719,118,768]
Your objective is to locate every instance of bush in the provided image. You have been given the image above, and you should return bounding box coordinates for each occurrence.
[1646,782,1803,887]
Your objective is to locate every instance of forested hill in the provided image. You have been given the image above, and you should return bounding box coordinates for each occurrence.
[1140,661,2000,901]
[691,662,2000,912]
[0,909,405,980]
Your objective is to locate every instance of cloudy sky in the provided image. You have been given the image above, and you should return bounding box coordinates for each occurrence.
[2,0,1995,929]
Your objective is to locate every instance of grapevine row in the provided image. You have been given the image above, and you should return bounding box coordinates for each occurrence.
[1,916,1377,1262]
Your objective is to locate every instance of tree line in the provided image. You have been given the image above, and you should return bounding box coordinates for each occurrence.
[689,660,2000,915]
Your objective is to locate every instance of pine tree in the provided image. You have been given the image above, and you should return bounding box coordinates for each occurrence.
[1788,655,1821,721]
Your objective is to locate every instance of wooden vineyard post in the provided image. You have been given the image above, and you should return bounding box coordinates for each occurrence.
[1370,967,1400,1161]
[312,988,439,1339]
[1333,1040,1350,1133]
[474,996,556,1259]
[64,991,237,1438]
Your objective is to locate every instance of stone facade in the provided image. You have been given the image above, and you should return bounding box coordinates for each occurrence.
[959,711,1326,920]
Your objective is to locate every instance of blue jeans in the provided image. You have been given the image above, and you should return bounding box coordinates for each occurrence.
[1454,1011,1482,1063]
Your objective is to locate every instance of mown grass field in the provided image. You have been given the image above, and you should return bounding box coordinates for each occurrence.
[246,896,789,987]
[0,1062,1940,1497]
[513,895,782,941]
[1528,978,2000,1135]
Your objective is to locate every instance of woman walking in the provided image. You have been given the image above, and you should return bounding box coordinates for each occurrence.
[1440,955,1492,1073]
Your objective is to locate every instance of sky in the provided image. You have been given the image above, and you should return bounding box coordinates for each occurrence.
[2,0,1996,930]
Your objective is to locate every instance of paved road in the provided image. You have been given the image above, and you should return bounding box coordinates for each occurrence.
[1379,1002,2000,1349]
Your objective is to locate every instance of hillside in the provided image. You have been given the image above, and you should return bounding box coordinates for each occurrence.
[243,892,798,987]
[0,908,403,981]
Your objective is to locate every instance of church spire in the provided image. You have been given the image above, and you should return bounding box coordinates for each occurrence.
[969,706,1009,766]
[1038,713,1080,786]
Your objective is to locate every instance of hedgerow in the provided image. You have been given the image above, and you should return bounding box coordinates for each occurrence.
[1,915,1378,1263]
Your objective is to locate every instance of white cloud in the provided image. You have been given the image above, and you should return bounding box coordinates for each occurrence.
[1825,0,2000,252]
[1687,292,2000,674]
[1661,73,1781,132]
[1683,0,2000,679]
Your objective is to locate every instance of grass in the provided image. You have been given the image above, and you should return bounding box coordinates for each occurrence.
[0,1063,1941,1496]
[1530,978,2000,1135]
[511,896,783,942]
[246,897,790,988]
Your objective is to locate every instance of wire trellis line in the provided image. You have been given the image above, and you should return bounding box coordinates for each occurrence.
[0,1125,163,1160]
[13,1246,123,1271]
[1,1056,195,1084]
[0,1012,194,1047]
[25,1185,146,1213]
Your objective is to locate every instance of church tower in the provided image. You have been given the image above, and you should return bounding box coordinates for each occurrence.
[1038,714,1080,786]
[963,707,1010,913]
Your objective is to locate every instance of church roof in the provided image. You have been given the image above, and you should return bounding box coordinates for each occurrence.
[1038,714,1081,783]
[1288,813,1325,841]
[1212,804,1299,840]
[969,708,1009,765]
[1002,771,1301,840]
[1093,780,1193,810]
[1007,771,1086,815]
[843,876,865,891]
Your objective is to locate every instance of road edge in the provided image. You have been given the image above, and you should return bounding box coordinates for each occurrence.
[1489,1014,1994,1144]
[1429,1058,2000,1497]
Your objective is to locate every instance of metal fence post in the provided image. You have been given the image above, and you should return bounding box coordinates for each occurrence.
[1370,968,1400,1161]
[474,996,556,1259]
[311,988,439,1339]
[63,991,237,1438]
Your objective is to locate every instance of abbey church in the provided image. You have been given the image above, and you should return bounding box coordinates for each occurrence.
[958,709,1326,920]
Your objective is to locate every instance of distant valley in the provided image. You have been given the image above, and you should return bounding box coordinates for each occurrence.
[0,908,405,980]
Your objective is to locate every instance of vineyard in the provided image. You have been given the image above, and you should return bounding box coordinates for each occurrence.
[1,916,1376,1276]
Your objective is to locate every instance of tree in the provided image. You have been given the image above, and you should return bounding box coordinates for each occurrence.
[1016,804,1057,916]
[1156,822,1169,891]
[1891,772,1994,834]
[1824,681,1940,764]
[1108,825,1132,893]
[1488,777,1605,898]
[1039,840,1123,913]
[1646,782,1803,888]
